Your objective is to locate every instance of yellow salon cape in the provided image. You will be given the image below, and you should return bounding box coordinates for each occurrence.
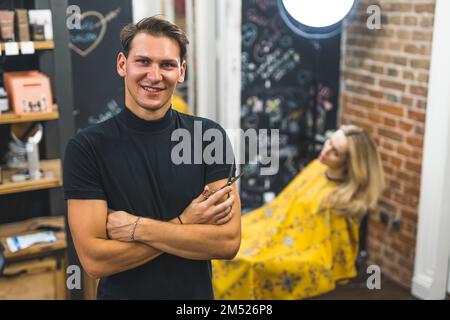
[212,160,360,300]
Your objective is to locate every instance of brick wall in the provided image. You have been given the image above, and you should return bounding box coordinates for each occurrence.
[339,0,436,287]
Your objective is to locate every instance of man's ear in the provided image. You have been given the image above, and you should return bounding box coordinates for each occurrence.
[178,60,187,83]
[117,52,127,78]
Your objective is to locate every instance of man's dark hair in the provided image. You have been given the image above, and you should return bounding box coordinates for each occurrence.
[120,16,189,61]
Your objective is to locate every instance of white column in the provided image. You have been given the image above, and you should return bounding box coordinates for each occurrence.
[217,0,242,129]
[162,0,175,22]
[194,0,242,144]
[448,260,450,294]
[132,0,163,23]
[186,0,196,114]
[216,0,242,168]
[411,0,450,300]
[194,0,217,120]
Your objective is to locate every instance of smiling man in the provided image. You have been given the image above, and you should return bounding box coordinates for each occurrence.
[63,17,241,300]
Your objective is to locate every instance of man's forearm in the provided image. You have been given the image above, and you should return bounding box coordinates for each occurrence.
[134,217,240,260]
[82,216,182,278]
[82,238,162,278]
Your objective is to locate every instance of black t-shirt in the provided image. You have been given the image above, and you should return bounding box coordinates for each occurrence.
[63,106,234,299]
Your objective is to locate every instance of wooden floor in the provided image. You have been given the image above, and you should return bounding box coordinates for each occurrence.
[313,269,450,300]
[313,276,416,300]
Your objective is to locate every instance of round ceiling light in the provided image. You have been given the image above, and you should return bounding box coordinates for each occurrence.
[278,0,356,39]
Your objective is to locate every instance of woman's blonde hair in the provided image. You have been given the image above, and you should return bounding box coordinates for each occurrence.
[326,125,385,221]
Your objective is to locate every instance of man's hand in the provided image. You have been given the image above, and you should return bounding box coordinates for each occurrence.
[107,185,235,243]
[107,210,140,242]
[180,185,235,225]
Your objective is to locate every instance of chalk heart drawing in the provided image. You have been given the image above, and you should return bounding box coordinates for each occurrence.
[69,11,106,57]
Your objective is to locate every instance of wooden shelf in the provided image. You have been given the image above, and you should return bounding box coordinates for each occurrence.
[0,216,66,262]
[0,40,54,52]
[33,41,55,50]
[0,159,62,196]
[0,105,59,124]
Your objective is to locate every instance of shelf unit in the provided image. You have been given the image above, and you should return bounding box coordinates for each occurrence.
[0,104,59,124]
[0,0,75,218]
[0,216,66,262]
[0,216,68,299]
[0,0,78,300]
[0,69,62,196]
[0,40,55,52]
[0,159,62,195]
[0,0,77,300]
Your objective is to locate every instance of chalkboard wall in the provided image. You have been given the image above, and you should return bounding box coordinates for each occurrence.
[68,0,132,131]
[240,0,341,210]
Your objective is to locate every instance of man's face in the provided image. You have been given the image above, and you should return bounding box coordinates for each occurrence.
[117,33,186,114]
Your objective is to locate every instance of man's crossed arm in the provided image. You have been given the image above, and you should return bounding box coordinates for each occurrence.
[68,179,241,279]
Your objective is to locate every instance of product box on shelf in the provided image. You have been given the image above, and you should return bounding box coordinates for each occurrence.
[3,71,53,114]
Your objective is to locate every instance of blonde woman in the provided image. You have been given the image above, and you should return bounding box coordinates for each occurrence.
[212,125,385,299]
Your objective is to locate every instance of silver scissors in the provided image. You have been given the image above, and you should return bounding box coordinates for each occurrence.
[203,161,243,199]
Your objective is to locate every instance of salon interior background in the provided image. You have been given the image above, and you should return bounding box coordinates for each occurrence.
[0,0,449,300]
[133,0,447,298]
